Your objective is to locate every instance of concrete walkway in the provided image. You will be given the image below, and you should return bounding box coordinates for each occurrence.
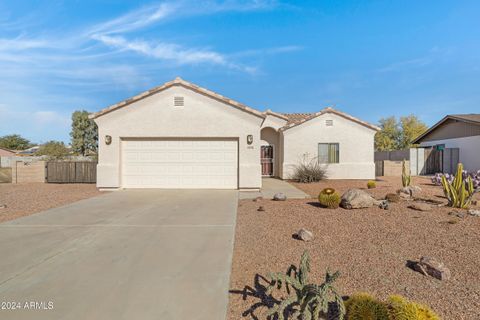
[0,190,237,320]
[240,178,310,199]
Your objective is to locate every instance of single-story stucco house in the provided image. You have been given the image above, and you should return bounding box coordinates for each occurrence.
[90,78,379,190]
[413,114,480,172]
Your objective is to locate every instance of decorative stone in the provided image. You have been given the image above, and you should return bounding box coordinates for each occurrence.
[296,228,314,242]
[0,204,6,209]
[340,189,380,209]
[379,200,389,210]
[408,203,432,212]
[468,209,480,217]
[413,256,451,280]
[397,186,422,199]
[257,206,265,212]
[253,196,263,202]
[449,211,466,218]
[385,193,401,203]
[273,193,287,201]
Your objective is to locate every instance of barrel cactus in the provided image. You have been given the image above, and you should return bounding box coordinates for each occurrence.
[318,188,341,209]
[367,180,377,189]
[345,292,389,320]
[387,295,440,320]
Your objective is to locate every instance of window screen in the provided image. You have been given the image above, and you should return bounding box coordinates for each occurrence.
[318,143,339,163]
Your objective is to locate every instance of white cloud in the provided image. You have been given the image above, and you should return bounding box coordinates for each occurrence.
[92,34,228,65]
[88,2,177,35]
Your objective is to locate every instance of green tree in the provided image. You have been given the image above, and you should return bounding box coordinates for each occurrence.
[36,141,69,160]
[374,117,400,151]
[70,110,98,156]
[398,114,428,149]
[374,115,428,151]
[0,134,32,150]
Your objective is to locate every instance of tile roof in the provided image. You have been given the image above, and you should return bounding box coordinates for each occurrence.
[282,113,315,126]
[281,107,380,131]
[89,78,379,132]
[90,77,265,120]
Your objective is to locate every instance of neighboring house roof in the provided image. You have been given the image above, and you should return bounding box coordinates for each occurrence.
[90,77,266,120]
[16,146,40,155]
[280,107,380,132]
[412,113,480,143]
[0,147,15,156]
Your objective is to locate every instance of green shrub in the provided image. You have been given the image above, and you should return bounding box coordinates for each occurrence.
[345,292,389,320]
[318,188,341,209]
[266,250,345,320]
[367,180,376,189]
[291,154,327,183]
[441,163,477,208]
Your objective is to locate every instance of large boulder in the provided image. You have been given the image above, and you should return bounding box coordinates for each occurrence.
[340,189,380,209]
[413,256,451,280]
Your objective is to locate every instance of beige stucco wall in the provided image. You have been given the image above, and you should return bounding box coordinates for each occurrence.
[261,114,287,130]
[281,113,376,179]
[94,85,263,189]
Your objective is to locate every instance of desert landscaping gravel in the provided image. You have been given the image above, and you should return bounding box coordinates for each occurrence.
[0,183,103,223]
[227,177,480,320]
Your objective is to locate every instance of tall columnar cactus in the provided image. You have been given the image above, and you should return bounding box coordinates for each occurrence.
[402,159,411,187]
[441,163,477,208]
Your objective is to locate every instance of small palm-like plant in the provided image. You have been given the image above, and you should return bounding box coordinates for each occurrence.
[266,251,345,320]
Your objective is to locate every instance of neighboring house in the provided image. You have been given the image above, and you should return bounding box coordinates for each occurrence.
[16,146,40,155]
[90,77,379,190]
[413,114,480,172]
[0,147,15,156]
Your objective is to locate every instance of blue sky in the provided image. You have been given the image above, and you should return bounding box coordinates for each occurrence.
[1,0,479,143]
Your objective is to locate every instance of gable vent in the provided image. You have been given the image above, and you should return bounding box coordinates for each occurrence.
[174,96,184,107]
[325,119,333,126]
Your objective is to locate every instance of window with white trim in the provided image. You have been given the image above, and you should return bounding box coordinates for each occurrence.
[318,143,339,163]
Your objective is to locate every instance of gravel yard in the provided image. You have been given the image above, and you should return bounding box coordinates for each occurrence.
[0,183,103,223]
[228,176,480,320]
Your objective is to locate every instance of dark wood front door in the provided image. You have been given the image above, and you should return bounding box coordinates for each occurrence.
[261,145,274,176]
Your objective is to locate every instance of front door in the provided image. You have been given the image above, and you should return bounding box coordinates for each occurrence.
[261,145,274,176]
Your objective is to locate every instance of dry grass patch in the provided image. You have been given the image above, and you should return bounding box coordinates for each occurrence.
[0,183,103,223]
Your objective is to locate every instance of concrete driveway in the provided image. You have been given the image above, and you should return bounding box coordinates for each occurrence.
[0,189,238,320]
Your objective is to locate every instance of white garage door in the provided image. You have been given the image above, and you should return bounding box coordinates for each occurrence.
[121,139,238,189]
